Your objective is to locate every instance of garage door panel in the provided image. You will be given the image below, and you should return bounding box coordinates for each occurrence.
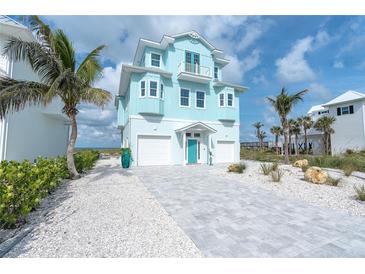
[137,135,171,166]
[216,141,235,163]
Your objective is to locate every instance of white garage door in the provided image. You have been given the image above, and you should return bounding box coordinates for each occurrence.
[216,141,235,163]
[137,135,171,166]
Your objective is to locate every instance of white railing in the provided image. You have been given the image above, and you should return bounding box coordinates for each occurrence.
[178,61,211,77]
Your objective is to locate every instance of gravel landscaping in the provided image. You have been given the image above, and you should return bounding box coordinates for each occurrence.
[221,160,365,216]
[2,157,202,257]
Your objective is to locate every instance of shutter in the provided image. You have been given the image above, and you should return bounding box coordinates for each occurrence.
[337,107,341,116]
[349,105,354,114]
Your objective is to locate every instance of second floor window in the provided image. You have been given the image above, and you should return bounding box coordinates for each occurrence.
[140,81,146,97]
[227,93,233,107]
[196,91,205,108]
[219,93,225,107]
[149,81,158,97]
[180,88,190,107]
[151,53,161,67]
[214,67,218,79]
[337,105,354,116]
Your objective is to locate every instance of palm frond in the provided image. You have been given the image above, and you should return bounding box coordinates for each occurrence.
[0,76,48,119]
[4,37,61,85]
[53,30,76,71]
[80,87,112,107]
[28,15,54,49]
[77,45,106,84]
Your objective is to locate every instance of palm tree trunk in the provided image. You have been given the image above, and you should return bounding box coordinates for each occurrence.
[67,114,80,179]
[295,135,298,156]
[304,128,308,154]
[275,135,279,155]
[322,134,327,155]
[283,126,289,164]
[288,134,292,155]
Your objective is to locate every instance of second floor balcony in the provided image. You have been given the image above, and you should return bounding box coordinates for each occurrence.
[217,107,236,122]
[177,61,212,84]
[138,97,164,116]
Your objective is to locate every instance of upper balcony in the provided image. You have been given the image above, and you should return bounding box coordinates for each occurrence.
[138,97,164,116]
[177,62,212,84]
[217,107,236,122]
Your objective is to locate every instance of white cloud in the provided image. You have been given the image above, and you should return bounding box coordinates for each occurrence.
[223,49,261,82]
[308,83,332,101]
[333,60,344,69]
[275,31,330,84]
[252,73,268,85]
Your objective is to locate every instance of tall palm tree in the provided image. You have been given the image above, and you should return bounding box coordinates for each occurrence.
[267,87,309,164]
[270,126,282,155]
[288,118,297,155]
[258,130,267,149]
[314,116,336,155]
[291,120,301,156]
[0,16,112,179]
[298,115,313,154]
[253,122,264,149]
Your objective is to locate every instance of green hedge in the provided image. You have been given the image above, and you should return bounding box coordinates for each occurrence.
[0,150,99,228]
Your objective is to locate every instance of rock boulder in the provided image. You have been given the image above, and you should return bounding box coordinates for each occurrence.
[304,166,328,184]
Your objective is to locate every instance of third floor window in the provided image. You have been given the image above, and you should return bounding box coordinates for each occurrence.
[151,53,161,67]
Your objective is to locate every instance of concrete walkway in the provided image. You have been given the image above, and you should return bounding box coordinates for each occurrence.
[134,164,365,257]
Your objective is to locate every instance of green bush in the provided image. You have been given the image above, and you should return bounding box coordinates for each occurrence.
[260,163,276,175]
[326,176,341,187]
[271,169,284,182]
[343,165,355,177]
[228,163,246,173]
[0,150,99,228]
[354,185,365,201]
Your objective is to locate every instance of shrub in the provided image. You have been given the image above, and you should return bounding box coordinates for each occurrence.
[271,169,284,182]
[326,176,341,187]
[345,149,354,155]
[228,163,246,173]
[272,162,279,171]
[343,165,355,177]
[354,185,365,201]
[0,150,99,228]
[260,163,275,175]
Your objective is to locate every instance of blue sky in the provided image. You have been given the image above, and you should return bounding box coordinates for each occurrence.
[14,16,365,147]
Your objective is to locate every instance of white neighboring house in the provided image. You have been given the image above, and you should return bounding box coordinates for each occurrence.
[0,16,70,162]
[304,90,365,155]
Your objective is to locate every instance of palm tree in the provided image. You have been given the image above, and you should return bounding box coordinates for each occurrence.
[0,16,112,179]
[267,87,309,164]
[253,122,264,149]
[288,118,297,155]
[298,115,313,154]
[314,116,336,155]
[270,126,282,155]
[291,120,301,156]
[258,130,267,149]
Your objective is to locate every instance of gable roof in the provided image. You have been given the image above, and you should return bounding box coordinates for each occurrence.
[175,121,217,133]
[132,30,229,66]
[307,104,328,114]
[322,90,365,106]
[0,15,33,41]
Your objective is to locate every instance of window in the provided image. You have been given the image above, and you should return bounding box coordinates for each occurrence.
[160,83,164,99]
[186,133,191,137]
[140,81,146,97]
[219,93,225,107]
[151,53,161,67]
[180,88,190,107]
[196,91,205,108]
[227,93,234,107]
[214,67,218,79]
[337,105,354,116]
[149,81,158,97]
[194,133,201,137]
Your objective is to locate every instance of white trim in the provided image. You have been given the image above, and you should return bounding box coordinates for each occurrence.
[195,90,206,109]
[150,52,161,68]
[226,92,234,108]
[139,80,146,98]
[129,115,241,127]
[218,92,225,107]
[148,79,159,98]
[179,87,191,108]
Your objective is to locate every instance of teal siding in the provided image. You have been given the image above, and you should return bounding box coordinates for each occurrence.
[117,35,240,126]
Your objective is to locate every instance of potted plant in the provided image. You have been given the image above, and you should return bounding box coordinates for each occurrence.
[120,147,132,168]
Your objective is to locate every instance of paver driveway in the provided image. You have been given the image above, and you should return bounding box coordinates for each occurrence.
[134,164,365,257]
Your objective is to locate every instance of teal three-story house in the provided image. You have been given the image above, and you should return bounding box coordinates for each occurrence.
[116,31,247,166]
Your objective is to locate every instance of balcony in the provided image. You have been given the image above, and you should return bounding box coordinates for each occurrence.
[138,97,164,116]
[177,62,212,84]
[217,107,236,122]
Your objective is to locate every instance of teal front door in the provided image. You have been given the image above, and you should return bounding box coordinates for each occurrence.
[187,139,198,164]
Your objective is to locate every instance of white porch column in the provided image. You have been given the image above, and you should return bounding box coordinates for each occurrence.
[182,132,186,166]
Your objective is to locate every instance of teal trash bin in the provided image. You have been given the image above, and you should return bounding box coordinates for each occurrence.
[121,149,131,168]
